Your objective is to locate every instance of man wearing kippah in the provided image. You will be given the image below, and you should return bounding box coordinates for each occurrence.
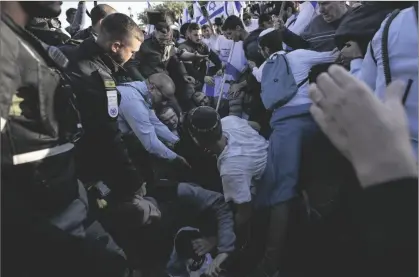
[186,106,268,229]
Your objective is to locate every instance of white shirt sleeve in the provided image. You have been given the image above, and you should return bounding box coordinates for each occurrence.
[221,174,253,204]
[303,50,339,67]
[252,60,267,83]
[290,2,315,35]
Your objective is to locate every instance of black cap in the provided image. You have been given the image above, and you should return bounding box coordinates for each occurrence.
[187,106,222,148]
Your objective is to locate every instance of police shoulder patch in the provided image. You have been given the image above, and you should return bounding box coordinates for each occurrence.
[106,90,119,118]
[104,80,116,89]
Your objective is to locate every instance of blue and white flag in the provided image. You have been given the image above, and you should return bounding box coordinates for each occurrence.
[233,1,245,16]
[193,1,204,24]
[147,1,151,9]
[199,1,228,25]
[203,40,247,98]
[225,1,245,16]
[182,8,191,24]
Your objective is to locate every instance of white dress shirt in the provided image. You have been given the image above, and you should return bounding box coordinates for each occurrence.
[253,49,338,107]
[288,2,316,35]
[218,116,269,204]
[117,81,179,160]
[203,34,220,53]
[245,18,259,33]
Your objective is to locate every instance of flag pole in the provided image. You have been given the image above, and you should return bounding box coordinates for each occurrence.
[216,42,235,112]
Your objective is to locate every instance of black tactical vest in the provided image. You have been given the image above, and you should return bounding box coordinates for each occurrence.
[1,14,82,215]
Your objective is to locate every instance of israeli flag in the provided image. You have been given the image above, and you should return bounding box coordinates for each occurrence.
[203,41,247,98]
[199,1,228,25]
[232,1,245,16]
[224,1,245,16]
[310,1,318,8]
[193,1,203,24]
[147,1,151,9]
[182,8,191,24]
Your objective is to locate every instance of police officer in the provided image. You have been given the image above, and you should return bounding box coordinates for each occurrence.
[1,2,131,277]
[66,13,146,208]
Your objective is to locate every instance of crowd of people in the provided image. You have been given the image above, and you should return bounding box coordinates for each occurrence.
[1,1,418,277]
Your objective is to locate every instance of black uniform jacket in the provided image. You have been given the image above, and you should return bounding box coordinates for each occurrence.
[66,37,143,200]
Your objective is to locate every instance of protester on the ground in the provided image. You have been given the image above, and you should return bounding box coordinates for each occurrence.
[191,91,211,107]
[148,182,235,277]
[1,2,131,277]
[157,105,180,136]
[167,227,214,276]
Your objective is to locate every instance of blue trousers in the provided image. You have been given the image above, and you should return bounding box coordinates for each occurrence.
[254,104,318,208]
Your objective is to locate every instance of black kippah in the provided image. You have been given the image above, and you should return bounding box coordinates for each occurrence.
[187,106,222,147]
[189,106,219,133]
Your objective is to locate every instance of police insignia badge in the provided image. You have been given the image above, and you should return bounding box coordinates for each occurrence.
[98,70,119,118]
[107,90,119,118]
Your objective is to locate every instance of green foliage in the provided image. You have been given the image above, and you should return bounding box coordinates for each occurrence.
[137,1,210,24]
[137,2,187,24]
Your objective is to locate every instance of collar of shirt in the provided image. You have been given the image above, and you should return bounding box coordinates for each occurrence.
[81,37,120,74]
[269,50,286,59]
[119,81,153,108]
